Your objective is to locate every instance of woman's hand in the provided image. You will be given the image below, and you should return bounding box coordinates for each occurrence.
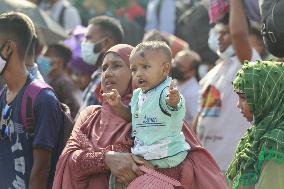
[104,152,144,184]
[102,89,122,107]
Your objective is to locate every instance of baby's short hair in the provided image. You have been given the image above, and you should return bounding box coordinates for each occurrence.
[130,41,172,63]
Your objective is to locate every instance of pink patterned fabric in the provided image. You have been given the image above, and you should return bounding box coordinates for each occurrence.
[127,166,181,189]
[209,0,260,23]
[209,0,229,23]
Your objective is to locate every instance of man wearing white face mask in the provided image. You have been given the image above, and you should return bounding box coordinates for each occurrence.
[193,0,261,173]
[0,12,64,189]
[80,16,124,109]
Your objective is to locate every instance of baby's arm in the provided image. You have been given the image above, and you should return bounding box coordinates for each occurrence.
[166,80,180,108]
[102,89,131,122]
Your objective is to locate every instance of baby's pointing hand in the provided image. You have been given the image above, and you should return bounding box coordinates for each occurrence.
[167,80,180,107]
[102,89,121,107]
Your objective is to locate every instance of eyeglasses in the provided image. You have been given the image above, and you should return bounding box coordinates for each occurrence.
[1,104,12,140]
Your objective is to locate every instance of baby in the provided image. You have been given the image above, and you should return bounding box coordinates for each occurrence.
[104,41,190,170]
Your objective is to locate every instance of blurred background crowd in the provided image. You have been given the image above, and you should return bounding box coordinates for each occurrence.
[1,0,278,119]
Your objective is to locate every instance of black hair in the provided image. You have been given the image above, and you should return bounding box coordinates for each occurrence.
[89,16,124,44]
[0,12,35,59]
[217,12,251,33]
[218,13,230,26]
[143,30,170,46]
[176,49,201,80]
[131,41,172,63]
[48,43,72,67]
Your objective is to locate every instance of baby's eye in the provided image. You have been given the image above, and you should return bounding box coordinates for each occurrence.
[143,65,150,69]
[131,67,137,72]
[102,65,108,71]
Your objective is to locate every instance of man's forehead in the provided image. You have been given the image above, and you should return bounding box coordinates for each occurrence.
[85,24,103,39]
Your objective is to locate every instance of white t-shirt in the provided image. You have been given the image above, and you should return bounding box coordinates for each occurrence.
[40,0,81,32]
[196,50,260,172]
[177,77,200,124]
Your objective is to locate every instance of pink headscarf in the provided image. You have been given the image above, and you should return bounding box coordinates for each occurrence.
[105,44,133,66]
[52,44,134,189]
[96,44,134,103]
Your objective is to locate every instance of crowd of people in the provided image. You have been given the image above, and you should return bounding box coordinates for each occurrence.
[0,0,284,188]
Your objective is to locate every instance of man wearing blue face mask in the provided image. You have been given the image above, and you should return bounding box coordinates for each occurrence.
[80,16,124,109]
[193,0,261,173]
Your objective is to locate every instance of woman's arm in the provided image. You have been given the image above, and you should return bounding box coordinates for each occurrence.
[66,106,131,177]
[67,131,111,176]
[230,0,252,63]
[104,152,154,184]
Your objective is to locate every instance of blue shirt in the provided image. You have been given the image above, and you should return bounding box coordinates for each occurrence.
[0,76,63,189]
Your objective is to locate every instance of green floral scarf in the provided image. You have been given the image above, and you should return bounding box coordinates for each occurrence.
[227,61,284,189]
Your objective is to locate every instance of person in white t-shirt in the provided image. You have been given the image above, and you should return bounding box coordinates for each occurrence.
[39,0,82,32]
[193,0,261,172]
[145,0,176,34]
[172,49,201,125]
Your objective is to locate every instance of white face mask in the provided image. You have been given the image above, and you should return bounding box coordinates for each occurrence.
[208,28,220,53]
[81,41,102,65]
[0,41,10,75]
[217,45,235,60]
[0,42,12,75]
[0,55,7,74]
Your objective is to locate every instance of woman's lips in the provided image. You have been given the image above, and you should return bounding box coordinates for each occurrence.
[105,81,116,88]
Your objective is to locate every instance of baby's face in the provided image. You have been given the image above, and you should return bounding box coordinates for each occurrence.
[130,49,170,92]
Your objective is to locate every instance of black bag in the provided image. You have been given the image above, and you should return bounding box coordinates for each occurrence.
[261,0,284,57]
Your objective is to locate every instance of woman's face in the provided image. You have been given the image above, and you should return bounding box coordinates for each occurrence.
[101,52,132,96]
[237,93,253,122]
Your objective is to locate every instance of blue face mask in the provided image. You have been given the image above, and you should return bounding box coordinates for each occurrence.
[36,55,51,80]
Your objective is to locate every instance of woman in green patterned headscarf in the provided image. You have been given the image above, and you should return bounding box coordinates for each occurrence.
[227,61,284,189]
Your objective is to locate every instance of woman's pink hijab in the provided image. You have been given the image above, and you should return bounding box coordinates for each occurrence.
[52,44,134,189]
